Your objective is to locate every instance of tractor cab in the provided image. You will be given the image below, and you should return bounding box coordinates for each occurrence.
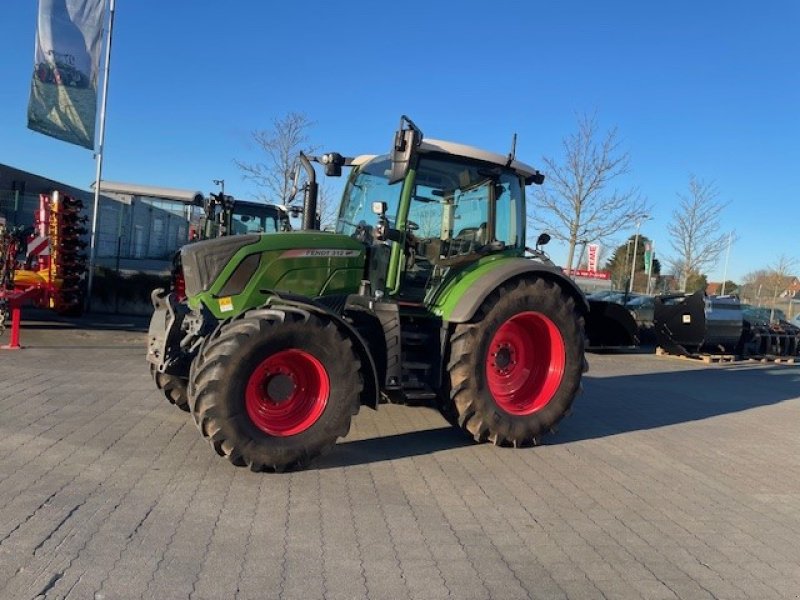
[197,194,291,239]
[336,137,538,303]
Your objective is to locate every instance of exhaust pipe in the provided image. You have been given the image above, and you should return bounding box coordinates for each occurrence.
[298,152,318,231]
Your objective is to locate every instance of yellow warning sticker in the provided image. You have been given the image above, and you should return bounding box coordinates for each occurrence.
[219,297,234,313]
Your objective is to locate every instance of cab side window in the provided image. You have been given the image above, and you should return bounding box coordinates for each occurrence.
[494,173,523,248]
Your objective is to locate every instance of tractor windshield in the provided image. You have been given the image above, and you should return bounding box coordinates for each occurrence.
[336,156,401,237]
[231,205,289,235]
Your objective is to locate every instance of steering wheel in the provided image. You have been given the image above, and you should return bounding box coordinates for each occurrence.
[406,220,419,232]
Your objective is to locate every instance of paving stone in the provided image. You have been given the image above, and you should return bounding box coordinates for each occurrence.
[0,319,798,599]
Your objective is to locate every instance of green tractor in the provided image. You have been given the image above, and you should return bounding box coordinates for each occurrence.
[147,116,588,471]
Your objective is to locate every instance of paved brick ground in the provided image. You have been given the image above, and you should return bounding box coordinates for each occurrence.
[1,315,799,599]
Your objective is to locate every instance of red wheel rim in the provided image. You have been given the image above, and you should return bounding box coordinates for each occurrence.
[245,349,329,436]
[485,311,565,415]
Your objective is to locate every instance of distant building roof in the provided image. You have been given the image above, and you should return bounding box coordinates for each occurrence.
[95,180,204,204]
[0,161,92,202]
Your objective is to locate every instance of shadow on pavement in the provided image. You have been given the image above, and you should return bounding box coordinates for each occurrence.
[317,425,473,469]
[317,363,799,467]
[587,344,657,355]
[14,308,149,333]
[554,363,800,443]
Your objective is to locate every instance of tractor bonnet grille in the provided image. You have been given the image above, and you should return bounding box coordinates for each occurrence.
[181,234,260,298]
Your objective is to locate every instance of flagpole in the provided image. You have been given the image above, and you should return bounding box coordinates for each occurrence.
[720,231,733,296]
[645,241,655,295]
[87,0,116,311]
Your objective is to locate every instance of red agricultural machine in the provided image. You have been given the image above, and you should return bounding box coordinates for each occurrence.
[0,191,88,345]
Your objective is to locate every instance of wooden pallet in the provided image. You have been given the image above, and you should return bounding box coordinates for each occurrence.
[747,356,797,365]
[654,347,738,364]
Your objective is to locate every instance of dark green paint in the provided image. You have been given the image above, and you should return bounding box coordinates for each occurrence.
[188,232,365,319]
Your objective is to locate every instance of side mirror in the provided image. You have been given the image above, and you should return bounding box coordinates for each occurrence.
[536,232,551,248]
[321,152,346,177]
[389,115,423,184]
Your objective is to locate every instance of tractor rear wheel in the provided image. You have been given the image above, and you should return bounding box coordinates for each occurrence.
[188,308,362,472]
[151,364,190,412]
[443,278,584,446]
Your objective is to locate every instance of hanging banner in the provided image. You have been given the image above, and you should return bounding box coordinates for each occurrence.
[586,243,600,273]
[27,0,106,149]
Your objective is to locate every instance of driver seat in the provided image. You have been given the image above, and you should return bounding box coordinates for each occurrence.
[454,222,487,244]
[475,221,487,245]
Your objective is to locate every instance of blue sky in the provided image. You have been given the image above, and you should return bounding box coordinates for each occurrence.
[1,1,797,282]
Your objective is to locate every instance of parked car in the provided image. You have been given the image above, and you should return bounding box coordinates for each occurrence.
[741,304,787,327]
[587,290,642,305]
[625,294,655,327]
[586,289,623,301]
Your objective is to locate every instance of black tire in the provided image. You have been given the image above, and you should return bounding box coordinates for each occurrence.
[442,277,585,446]
[151,364,190,412]
[188,308,362,472]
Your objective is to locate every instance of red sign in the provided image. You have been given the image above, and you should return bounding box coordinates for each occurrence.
[567,269,610,280]
[587,244,599,273]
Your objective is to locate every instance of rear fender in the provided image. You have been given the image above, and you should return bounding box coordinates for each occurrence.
[437,258,589,323]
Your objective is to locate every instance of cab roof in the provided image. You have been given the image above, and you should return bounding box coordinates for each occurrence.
[351,138,541,182]
[420,139,540,180]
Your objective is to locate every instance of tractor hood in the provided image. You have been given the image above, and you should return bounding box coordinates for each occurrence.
[181,232,367,318]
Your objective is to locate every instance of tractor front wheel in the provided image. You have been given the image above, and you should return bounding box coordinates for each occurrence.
[151,364,190,412]
[443,278,584,446]
[188,308,362,471]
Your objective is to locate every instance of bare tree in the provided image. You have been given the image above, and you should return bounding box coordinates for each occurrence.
[533,113,648,272]
[747,255,798,318]
[317,182,342,231]
[740,254,797,320]
[235,112,317,206]
[739,269,769,305]
[667,176,730,291]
